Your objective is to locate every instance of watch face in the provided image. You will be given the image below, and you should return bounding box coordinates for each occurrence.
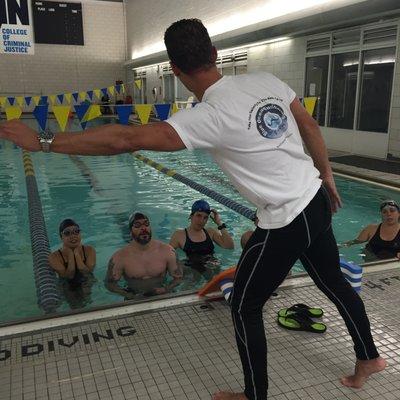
[40,129,55,141]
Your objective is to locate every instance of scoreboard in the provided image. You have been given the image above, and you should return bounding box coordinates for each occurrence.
[32,1,84,45]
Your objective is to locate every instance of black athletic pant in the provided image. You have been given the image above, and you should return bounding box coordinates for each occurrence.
[229,186,379,400]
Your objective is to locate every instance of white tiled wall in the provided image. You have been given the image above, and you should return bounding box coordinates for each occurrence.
[247,37,306,97]
[388,45,400,157]
[0,1,127,99]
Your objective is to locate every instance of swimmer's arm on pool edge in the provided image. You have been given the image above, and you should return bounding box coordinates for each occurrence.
[105,257,134,298]
[0,120,186,154]
[341,224,376,247]
[164,246,183,292]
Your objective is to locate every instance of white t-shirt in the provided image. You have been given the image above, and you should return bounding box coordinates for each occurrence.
[167,72,321,229]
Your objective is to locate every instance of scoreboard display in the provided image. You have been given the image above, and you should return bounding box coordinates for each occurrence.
[32,1,84,45]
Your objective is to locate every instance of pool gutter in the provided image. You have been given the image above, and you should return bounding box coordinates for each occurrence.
[0,258,398,339]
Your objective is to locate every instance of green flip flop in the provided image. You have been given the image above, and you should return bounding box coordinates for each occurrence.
[277,313,327,334]
[278,303,323,318]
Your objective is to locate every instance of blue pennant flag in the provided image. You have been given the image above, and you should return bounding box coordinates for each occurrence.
[115,105,132,125]
[39,96,48,105]
[101,88,108,97]
[115,84,121,94]
[72,92,79,103]
[154,104,171,121]
[57,94,64,104]
[7,97,15,106]
[25,97,32,106]
[87,90,94,100]
[33,105,49,131]
[74,104,90,129]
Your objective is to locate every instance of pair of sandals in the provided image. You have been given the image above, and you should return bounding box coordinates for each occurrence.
[277,303,326,334]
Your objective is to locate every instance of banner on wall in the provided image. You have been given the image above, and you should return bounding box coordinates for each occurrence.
[0,0,35,55]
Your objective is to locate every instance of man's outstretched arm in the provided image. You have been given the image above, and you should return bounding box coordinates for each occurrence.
[0,120,186,154]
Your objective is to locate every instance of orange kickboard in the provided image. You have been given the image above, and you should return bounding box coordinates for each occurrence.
[198,266,236,296]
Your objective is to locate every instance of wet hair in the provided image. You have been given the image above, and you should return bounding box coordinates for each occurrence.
[164,18,215,74]
[59,219,79,237]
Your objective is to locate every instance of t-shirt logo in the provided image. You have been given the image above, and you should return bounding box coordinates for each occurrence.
[255,104,288,139]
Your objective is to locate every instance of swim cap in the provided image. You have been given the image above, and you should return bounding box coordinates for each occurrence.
[191,199,211,214]
[128,212,149,229]
[380,200,400,211]
[59,219,80,236]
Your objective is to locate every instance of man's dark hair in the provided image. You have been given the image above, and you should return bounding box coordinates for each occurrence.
[164,19,215,74]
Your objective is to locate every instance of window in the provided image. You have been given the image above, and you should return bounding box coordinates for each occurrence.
[304,56,329,125]
[163,74,175,103]
[235,65,247,75]
[357,47,395,132]
[306,23,397,133]
[328,52,359,129]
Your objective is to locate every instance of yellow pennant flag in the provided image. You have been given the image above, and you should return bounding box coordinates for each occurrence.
[32,96,40,106]
[93,89,101,99]
[49,95,57,104]
[16,97,24,107]
[83,105,102,122]
[108,86,115,96]
[134,79,142,90]
[0,97,6,107]
[5,106,22,121]
[65,93,72,104]
[135,104,152,125]
[79,91,87,101]
[171,102,179,114]
[304,97,317,116]
[53,106,71,132]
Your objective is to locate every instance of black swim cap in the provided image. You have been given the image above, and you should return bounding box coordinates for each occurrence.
[128,212,149,229]
[59,219,79,236]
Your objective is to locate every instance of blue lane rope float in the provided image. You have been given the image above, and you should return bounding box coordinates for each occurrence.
[132,153,256,221]
[22,150,61,313]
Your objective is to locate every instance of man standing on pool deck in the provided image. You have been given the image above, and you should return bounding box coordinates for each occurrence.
[0,18,386,400]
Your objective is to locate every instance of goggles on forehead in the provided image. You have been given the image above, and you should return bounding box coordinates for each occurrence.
[380,200,399,211]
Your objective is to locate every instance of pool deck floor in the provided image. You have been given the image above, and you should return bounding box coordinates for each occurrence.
[0,267,399,400]
[0,154,399,400]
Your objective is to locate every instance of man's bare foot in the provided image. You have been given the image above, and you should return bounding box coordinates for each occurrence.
[212,391,248,400]
[341,356,387,389]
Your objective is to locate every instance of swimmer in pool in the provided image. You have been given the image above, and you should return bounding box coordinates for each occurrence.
[49,219,96,286]
[170,199,234,274]
[106,212,183,299]
[341,199,400,261]
[48,219,96,308]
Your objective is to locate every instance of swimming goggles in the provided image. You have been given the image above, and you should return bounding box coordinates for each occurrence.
[62,228,81,236]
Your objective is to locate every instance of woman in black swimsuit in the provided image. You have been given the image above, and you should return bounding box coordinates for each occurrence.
[48,219,96,307]
[343,200,400,261]
[169,200,234,273]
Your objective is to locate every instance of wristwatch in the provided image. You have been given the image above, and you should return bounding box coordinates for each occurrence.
[38,129,55,152]
[217,223,227,230]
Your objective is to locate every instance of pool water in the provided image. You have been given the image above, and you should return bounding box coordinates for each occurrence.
[0,117,399,323]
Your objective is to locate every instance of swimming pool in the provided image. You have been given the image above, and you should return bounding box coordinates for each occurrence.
[0,117,399,324]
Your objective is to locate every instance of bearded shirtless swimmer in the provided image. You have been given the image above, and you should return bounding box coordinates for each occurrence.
[106,212,183,298]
